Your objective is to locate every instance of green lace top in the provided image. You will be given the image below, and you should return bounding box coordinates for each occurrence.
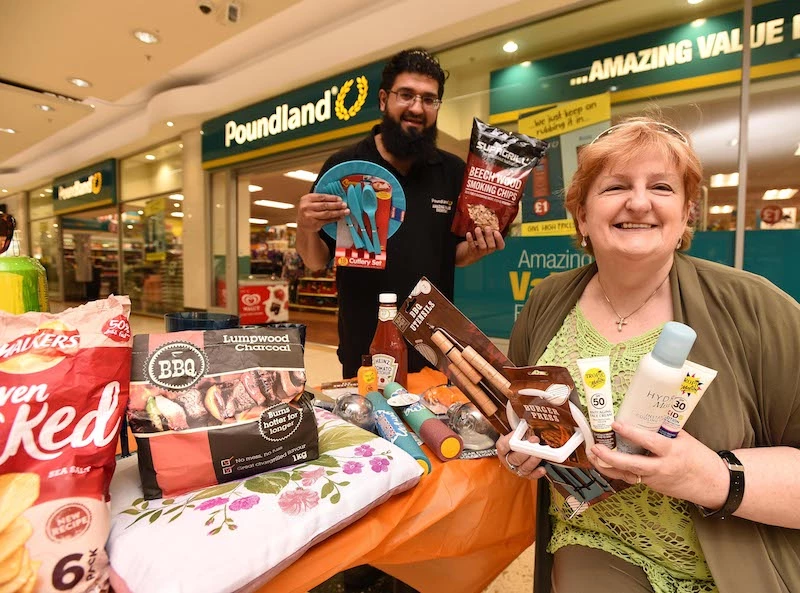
[536,305,718,593]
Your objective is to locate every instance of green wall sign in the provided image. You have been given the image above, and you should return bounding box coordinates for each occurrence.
[53,158,117,214]
[490,0,800,120]
[454,230,800,338]
[202,61,386,168]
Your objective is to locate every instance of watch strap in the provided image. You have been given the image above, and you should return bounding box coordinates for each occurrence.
[697,450,745,519]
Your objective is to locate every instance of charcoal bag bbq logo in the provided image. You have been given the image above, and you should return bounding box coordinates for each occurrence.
[146,342,208,391]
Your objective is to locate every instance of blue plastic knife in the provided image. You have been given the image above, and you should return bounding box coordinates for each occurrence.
[347,185,374,253]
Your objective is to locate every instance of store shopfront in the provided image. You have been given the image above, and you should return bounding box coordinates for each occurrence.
[52,159,120,302]
[202,61,385,323]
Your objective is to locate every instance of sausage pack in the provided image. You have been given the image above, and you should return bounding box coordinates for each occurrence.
[128,326,318,499]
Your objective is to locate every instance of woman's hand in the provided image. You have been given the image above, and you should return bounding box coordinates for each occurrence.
[588,421,728,509]
[496,432,547,481]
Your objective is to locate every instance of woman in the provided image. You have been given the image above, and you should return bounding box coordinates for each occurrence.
[497,117,800,593]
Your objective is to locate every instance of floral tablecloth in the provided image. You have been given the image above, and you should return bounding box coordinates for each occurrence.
[107,409,424,593]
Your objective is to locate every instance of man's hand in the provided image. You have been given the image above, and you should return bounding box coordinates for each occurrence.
[296,193,349,232]
[455,226,505,267]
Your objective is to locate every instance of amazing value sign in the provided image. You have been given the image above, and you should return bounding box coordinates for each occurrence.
[490,0,800,121]
[202,61,385,168]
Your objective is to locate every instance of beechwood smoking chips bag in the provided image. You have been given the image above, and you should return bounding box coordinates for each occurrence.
[452,118,548,237]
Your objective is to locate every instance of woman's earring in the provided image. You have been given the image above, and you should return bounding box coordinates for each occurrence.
[581,235,588,248]
[676,237,682,249]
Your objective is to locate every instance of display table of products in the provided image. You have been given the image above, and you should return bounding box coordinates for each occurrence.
[292,276,337,312]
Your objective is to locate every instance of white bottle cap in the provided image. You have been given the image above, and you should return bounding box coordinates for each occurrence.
[652,321,697,368]
[378,293,397,304]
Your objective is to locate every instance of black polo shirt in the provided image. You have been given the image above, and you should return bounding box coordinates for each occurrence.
[316,125,466,377]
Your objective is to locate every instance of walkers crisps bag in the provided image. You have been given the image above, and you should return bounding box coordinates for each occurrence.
[0,296,133,593]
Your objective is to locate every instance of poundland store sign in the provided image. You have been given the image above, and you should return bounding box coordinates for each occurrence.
[202,61,384,168]
[53,158,117,214]
[489,0,800,122]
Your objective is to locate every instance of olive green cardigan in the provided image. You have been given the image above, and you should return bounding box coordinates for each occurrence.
[509,252,800,593]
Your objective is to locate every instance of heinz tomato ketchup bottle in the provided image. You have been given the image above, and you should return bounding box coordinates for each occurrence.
[369,293,408,390]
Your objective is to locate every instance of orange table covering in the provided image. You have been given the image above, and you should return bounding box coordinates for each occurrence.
[256,368,538,593]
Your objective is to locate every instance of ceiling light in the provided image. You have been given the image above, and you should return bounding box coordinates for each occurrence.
[39,193,45,197]
[53,223,59,228]
[249,218,270,225]
[283,170,318,182]
[178,143,183,149]
[68,77,92,88]
[145,154,156,161]
[709,205,734,214]
[45,188,52,193]
[691,18,706,27]
[133,30,160,44]
[166,121,174,127]
[248,184,263,192]
[794,143,800,156]
[687,0,704,4]
[286,222,298,228]
[173,202,180,208]
[0,128,15,134]
[728,138,738,147]
[520,61,531,67]
[503,41,518,53]
[171,212,184,218]
[35,104,54,112]
[1,189,7,193]
[169,194,183,200]
[709,172,739,188]
[762,188,798,200]
[127,224,134,230]
[254,199,294,209]
[137,210,144,215]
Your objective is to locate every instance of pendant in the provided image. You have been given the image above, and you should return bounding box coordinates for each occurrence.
[616,316,628,332]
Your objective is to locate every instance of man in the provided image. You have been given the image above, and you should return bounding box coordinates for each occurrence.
[296,48,504,379]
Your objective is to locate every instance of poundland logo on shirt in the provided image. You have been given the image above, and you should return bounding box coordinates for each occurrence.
[224,75,369,147]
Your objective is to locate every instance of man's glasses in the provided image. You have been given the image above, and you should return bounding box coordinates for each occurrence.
[0,213,15,255]
[388,90,442,111]
[591,122,688,145]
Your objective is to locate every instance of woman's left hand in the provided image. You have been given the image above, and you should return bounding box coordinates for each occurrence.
[588,421,728,509]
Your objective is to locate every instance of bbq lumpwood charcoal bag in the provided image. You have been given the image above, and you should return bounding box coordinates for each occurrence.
[128,327,318,499]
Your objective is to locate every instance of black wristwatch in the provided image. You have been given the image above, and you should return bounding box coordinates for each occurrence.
[697,450,745,519]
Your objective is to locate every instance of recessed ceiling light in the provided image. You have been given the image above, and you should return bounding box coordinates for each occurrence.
[166,121,174,127]
[728,138,738,147]
[1,189,7,193]
[68,77,92,88]
[39,193,45,197]
[248,184,263,192]
[286,222,298,228]
[794,143,800,156]
[178,143,183,149]
[253,199,294,209]
[763,188,798,200]
[0,128,15,134]
[35,104,54,112]
[145,154,156,161]
[520,61,531,67]
[53,223,59,228]
[710,172,739,188]
[249,218,270,225]
[173,202,180,208]
[169,194,184,200]
[283,170,318,182]
[127,224,134,230]
[503,41,518,53]
[691,18,706,27]
[45,188,52,193]
[171,212,184,218]
[133,30,160,44]
[137,210,144,215]
[687,0,703,4]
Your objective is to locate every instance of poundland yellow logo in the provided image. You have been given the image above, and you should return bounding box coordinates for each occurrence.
[224,75,369,147]
[58,172,102,200]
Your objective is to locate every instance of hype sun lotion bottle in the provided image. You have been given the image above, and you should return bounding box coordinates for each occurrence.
[615,321,697,455]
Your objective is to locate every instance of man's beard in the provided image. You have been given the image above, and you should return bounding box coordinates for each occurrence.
[380,112,438,161]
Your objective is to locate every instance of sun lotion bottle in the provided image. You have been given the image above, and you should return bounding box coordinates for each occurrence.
[615,321,697,454]
[357,355,378,395]
[369,293,408,390]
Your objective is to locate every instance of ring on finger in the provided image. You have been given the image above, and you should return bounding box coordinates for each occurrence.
[504,451,519,473]
[636,474,642,485]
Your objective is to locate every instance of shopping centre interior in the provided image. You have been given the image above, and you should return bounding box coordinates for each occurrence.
[1,0,799,591]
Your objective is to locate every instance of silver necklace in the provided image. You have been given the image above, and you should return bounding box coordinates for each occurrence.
[597,274,669,332]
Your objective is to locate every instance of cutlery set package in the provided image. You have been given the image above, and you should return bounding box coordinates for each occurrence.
[319,160,406,270]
